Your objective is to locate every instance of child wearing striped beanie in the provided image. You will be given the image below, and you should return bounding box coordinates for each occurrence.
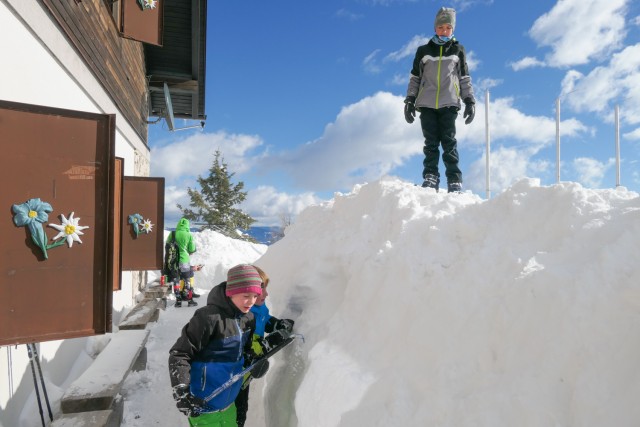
[226,264,263,297]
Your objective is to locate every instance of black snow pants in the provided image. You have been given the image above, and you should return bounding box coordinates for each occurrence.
[419,106,462,184]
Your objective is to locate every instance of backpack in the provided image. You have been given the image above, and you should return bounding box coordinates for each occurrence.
[162,231,180,279]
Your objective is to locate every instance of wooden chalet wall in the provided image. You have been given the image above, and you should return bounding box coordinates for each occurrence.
[40,0,148,142]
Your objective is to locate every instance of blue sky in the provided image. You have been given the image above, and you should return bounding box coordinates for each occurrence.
[149,0,640,227]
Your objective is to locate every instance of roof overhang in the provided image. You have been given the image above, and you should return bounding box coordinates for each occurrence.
[145,0,207,127]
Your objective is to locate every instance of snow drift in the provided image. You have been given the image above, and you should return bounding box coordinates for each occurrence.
[254,176,640,427]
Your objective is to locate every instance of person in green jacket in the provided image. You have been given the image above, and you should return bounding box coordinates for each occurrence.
[167,217,198,307]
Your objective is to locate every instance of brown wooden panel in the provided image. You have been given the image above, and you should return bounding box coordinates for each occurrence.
[112,158,124,291]
[121,0,164,47]
[121,177,164,271]
[0,100,115,346]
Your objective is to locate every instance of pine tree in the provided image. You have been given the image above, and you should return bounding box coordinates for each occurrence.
[177,150,256,241]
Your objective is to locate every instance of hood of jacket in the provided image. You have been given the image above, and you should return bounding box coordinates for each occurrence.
[207,282,245,317]
[176,217,191,232]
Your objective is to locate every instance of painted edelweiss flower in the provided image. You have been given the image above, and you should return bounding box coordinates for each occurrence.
[48,212,90,248]
[141,219,154,234]
[140,0,157,9]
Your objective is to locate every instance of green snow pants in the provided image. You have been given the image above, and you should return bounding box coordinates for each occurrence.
[188,404,237,427]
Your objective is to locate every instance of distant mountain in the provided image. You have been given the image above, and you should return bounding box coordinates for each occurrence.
[244,226,282,245]
[166,226,281,245]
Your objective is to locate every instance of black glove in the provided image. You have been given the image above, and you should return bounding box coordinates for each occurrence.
[172,384,204,417]
[249,358,270,379]
[274,318,294,333]
[263,330,287,350]
[404,96,416,124]
[463,98,475,124]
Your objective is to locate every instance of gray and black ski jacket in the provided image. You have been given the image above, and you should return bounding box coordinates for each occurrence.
[406,38,475,110]
[168,282,255,412]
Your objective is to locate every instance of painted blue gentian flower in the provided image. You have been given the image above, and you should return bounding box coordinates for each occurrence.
[128,213,144,237]
[12,198,54,258]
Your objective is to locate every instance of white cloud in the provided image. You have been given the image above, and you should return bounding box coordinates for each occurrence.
[243,186,322,226]
[510,56,546,71]
[465,50,479,72]
[384,35,429,63]
[466,146,551,194]
[162,184,190,227]
[560,44,640,125]
[151,131,266,227]
[475,77,502,92]
[363,49,382,74]
[389,73,408,86]
[271,92,421,191]
[623,127,640,140]
[572,157,615,188]
[529,0,628,67]
[150,131,264,181]
[456,96,591,148]
[335,9,363,21]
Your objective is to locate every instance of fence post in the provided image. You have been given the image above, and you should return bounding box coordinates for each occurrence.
[485,90,491,199]
[615,104,620,188]
[556,97,561,183]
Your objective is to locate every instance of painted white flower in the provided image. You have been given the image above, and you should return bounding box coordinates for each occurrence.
[48,212,90,248]
[141,219,154,234]
[143,0,157,9]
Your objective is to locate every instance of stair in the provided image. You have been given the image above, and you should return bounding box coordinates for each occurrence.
[118,285,169,330]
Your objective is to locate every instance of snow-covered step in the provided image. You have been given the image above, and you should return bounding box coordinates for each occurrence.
[118,298,163,330]
[59,329,149,414]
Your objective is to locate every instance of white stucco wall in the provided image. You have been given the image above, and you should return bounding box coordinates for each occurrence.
[0,2,151,424]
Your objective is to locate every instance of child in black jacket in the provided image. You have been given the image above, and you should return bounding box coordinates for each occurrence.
[168,264,266,425]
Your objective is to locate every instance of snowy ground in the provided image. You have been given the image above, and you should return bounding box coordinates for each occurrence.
[117,176,640,427]
[8,177,639,426]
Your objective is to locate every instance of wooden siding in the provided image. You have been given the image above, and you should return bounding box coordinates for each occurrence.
[40,0,148,143]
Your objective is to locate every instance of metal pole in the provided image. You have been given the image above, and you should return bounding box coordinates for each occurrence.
[485,90,491,199]
[556,97,560,183]
[615,104,620,187]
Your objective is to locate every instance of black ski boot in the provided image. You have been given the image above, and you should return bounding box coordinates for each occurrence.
[421,174,440,191]
[447,181,462,193]
[187,299,198,307]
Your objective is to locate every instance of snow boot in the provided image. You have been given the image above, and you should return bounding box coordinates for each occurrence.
[447,181,462,193]
[175,300,182,308]
[187,299,198,307]
[421,174,440,191]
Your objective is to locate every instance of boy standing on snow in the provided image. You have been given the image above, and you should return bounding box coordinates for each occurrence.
[235,265,295,427]
[168,264,268,425]
[403,6,475,193]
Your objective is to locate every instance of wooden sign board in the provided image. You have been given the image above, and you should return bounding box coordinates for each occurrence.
[121,176,164,271]
[0,101,115,346]
[121,0,164,46]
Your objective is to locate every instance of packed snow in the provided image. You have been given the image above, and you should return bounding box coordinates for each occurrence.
[11,177,640,426]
